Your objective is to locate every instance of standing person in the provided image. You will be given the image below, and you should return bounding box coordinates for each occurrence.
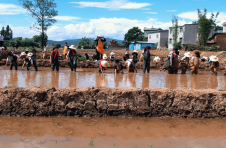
[31,46,37,59]
[143,46,151,73]
[11,45,15,53]
[209,55,219,75]
[94,35,106,60]
[114,60,124,73]
[190,50,201,74]
[63,42,69,59]
[15,41,19,50]
[0,33,4,46]
[180,52,192,74]
[43,45,47,59]
[97,54,108,73]
[67,45,78,72]
[50,47,60,71]
[168,48,179,74]
[5,52,19,70]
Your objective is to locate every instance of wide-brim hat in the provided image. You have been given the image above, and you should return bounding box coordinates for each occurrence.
[110,52,115,55]
[21,52,27,56]
[103,55,108,60]
[27,53,33,57]
[101,61,109,67]
[97,35,104,38]
[210,55,219,62]
[184,52,192,58]
[133,50,138,54]
[69,45,77,50]
[2,47,4,49]
[193,50,201,55]
[153,56,160,62]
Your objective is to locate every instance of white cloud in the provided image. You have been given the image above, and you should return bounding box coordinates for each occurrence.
[70,0,152,10]
[143,12,158,14]
[166,10,177,12]
[178,11,226,25]
[54,16,81,21]
[0,4,26,15]
[8,17,189,41]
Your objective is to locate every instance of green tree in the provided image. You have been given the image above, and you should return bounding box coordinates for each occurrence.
[77,37,91,47]
[123,27,147,47]
[2,25,13,40]
[214,25,223,31]
[172,16,179,48]
[55,43,61,48]
[19,0,58,48]
[32,33,48,46]
[197,9,219,46]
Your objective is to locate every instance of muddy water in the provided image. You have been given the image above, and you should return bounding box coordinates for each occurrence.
[1,117,226,148]
[0,67,226,90]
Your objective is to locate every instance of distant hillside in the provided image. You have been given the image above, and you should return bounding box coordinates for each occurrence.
[47,38,123,46]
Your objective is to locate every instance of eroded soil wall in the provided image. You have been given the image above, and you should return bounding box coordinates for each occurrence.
[0,87,226,118]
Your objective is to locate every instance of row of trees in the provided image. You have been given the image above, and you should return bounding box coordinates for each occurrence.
[1,25,13,41]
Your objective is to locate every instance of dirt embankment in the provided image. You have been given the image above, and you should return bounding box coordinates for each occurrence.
[1,87,226,118]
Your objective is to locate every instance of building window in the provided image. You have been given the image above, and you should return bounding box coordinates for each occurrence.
[156,34,158,38]
[149,35,151,39]
[179,38,183,43]
[169,39,172,44]
[180,28,183,33]
[170,30,173,34]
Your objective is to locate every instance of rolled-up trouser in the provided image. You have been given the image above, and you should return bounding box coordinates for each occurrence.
[143,59,150,73]
[211,67,218,75]
[191,65,199,74]
[51,62,59,71]
[181,63,188,74]
[69,56,77,71]
[10,62,17,70]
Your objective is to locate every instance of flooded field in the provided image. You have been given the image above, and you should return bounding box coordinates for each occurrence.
[0,67,226,90]
[0,117,226,148]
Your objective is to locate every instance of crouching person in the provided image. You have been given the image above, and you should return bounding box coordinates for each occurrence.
[180,52,192,74]
[50,47,60,71]
[209,55,219,75]
[67,45,78,72]
[5,51,19,70]
[114,60,124,73]
[127,59,137,73]
[97,55,109,73]
[24,57,38,71]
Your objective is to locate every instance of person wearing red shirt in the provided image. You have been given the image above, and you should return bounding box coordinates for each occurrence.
[50,47,60,71]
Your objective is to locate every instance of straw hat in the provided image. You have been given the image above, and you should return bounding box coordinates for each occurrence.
[210,55,219,62]
[21,52,27,56]
[27,53,33,57]
[153,56,160,62]
[193,50,201,55]
[97,35,104,38]
[133,50,138,54]
[184,52,192,58]
[101,61,109,67]
[69,45,77,50]
[2,47,4,49]
[110,52,115,55]
[103,55,108,60]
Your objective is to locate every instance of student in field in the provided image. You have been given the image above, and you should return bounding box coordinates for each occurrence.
[114,60,124,73]
[67,45,78,72]
[5,51,19,70]
[190,50,201,74]
[84,53,89,61]
[94,35,106,60]
[127,59,137,73]
[97,54,108,73]
[209,55,219,75]
[143,46,151,73]
[31,46,37,59]
[63,42,69,59]
[180,52,192,74]
[50,47,60,71]
[167,48,180,74]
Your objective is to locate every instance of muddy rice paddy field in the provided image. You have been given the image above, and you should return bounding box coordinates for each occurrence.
[1,49,226,147]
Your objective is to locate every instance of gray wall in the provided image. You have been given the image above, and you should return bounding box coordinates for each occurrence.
[184,24,198,44]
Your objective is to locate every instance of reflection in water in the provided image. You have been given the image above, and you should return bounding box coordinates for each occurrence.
[0,67,225,90]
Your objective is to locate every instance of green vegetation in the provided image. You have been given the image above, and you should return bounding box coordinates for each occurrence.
[89,139,94,146]
[1,25,13,41]
[123,27,147,47]
[19,0,58,48]
[55,43,61,48]
[172,16,179,48]
[215,25,223,32]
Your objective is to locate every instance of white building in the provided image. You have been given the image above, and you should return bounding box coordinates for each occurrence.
[223,22,226,33]
[144,27,163,37]
[168,24,214,49]
[148,30,169,49]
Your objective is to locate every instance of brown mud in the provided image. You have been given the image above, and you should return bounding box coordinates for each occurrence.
[1,86,226,118]
[1,117,226,148]
[1,67,226,90]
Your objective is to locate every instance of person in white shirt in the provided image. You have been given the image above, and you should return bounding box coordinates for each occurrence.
[5,52,19,70]
[43,45,47,59]
[0,33,4,46]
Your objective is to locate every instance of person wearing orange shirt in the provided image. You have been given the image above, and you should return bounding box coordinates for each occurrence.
[63,42,69,59]
[94,35,106,60]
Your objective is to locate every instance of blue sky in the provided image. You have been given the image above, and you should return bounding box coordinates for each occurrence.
[0,0,226,40]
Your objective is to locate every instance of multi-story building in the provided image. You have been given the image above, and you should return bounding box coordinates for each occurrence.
[143,27,163,37]
[147,30,169,49]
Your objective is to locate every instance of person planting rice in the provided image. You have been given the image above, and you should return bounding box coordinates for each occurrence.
[114,60,124,73]
[5,51,19,70]
[50,47,60,71]
[24,53,38,71]
[20,52,27,68]
[143,46,151,73]
[180,52,192,74]
[97,54,109,73]
[209,55,219,75]
[67,45,78,72]
[94,35,106,60]
[84,53,89,61]
[110,52,115,59]
[167,48,180,74]
[127,58,137,73]
[190,50,201,74]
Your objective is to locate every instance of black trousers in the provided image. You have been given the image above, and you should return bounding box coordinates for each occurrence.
[96,49,103,60]
[143,59,150,73]
[51,62,59,71]
[10,62,17,70]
